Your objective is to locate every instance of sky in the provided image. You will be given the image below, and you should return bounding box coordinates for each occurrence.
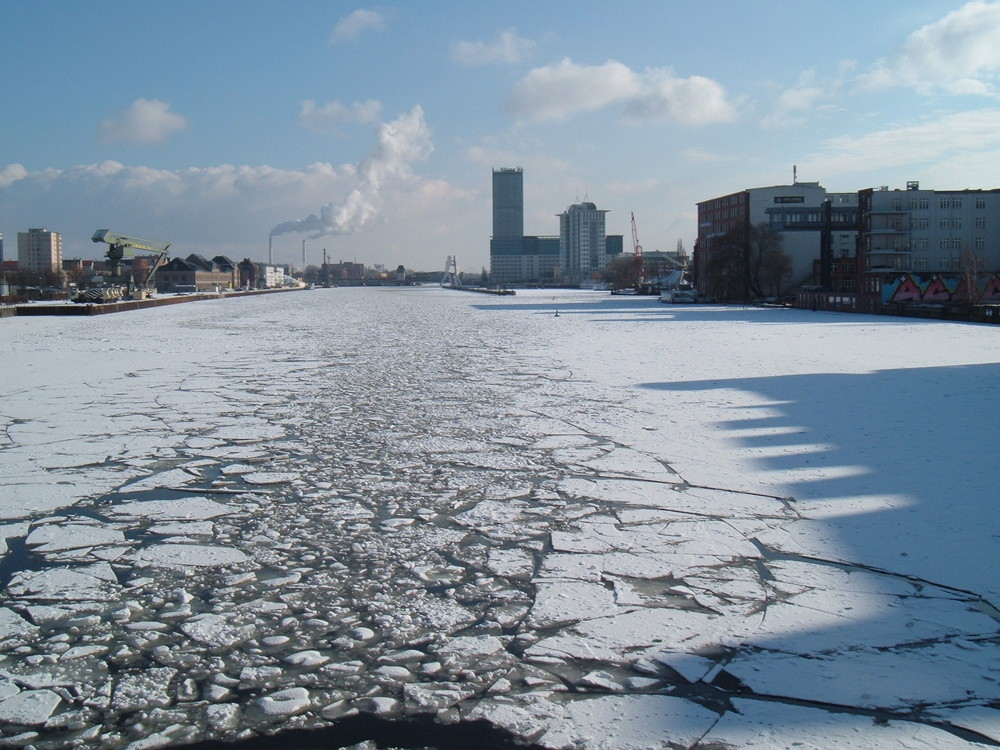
[4,0,1000,272]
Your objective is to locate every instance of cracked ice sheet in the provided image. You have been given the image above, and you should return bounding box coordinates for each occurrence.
[724,638,1000,711]
[538,694,719,750]
[527,606,761,665]
[743,583,996,655]
[561,476,788,518]
[703,698,994,749]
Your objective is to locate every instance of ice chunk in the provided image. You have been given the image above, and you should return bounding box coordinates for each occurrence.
[133,543,248,568]
[0,689,61,725]
[255,687,310,716]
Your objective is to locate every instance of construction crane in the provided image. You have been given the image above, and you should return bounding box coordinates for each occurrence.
[83,229,171,302]
[630,212,650,294]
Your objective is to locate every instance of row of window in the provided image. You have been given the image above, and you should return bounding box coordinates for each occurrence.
[888,196,990,211]
[910,257,986,270]
[874,238,990,251]
[880,216,988,230]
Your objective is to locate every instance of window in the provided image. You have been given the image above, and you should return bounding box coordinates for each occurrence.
[976,217,986,229]
[976,197,987,209]
[975,237,985,250]
[911,217,929,230]
[913,258,928,270]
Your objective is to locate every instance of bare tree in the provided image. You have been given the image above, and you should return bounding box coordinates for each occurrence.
[959,246,984,309]
[708,223,792,301]
[602,254,640,291]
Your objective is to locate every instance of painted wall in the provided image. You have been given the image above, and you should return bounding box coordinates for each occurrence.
[882,273,1000,304]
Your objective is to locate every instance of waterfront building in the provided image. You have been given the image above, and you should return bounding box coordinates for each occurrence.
[17,227,62,274]
[558,201,608,287]
[490,167,527,286]
[695,182,855,301]
[855,182,1000,312]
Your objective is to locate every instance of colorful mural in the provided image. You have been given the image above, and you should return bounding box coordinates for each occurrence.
[882,273,1000,304]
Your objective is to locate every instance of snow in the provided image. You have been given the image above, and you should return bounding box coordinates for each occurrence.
[0,287,997,748]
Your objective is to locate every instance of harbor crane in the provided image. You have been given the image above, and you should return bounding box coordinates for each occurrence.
[631,212,653,294]
[82,229,172,302]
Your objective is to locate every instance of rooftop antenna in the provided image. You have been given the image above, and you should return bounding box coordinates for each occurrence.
[793,165,797,184]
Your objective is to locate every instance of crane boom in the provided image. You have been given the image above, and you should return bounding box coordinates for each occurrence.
[630,212,645,290]
[92,229,171,256]
[92,229,171,294]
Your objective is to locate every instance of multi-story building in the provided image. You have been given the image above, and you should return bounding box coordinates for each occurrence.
[17,228,63,274]
[695,182,855,301]
[490,168,525,286]
[489,168,621,286]
[857,182,1000,312]
[558,201,608,286]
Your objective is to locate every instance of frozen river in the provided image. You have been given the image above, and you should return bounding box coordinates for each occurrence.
[1,287,998,749]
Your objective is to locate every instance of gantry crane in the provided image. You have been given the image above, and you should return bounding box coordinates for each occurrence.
[84,229,171,301]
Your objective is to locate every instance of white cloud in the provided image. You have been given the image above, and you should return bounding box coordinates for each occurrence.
[330,9,384,42]
[762,70,830,129]
[0,163,27,188]
[452,28,535,66]
[802,108,1000,177]
[505,58,736,124]
[621,68,738,125]
[506,59,639,121]
[97,98,188,145]
[299,99,384,130]
[858,1,1000,95]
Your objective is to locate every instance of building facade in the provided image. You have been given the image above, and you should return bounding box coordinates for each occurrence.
[856,183,1000,312]
[695,182,853,301]
[17,228,63,273]
[489,168,524,286]
[558,201,608,286]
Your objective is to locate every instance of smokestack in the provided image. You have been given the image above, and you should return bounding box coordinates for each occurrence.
[268,235,273,265]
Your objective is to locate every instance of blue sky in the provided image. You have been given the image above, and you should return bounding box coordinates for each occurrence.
[4,1,1000,272]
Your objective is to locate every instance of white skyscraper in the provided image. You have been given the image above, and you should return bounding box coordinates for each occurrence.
[558,201,608,286]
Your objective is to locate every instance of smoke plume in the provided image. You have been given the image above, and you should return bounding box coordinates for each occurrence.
[270,106,431,239]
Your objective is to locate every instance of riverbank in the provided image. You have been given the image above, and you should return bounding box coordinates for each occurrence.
[5,286,305,316]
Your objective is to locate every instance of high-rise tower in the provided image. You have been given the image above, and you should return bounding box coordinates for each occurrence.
[492,167,523,240]
[490,168,525,285]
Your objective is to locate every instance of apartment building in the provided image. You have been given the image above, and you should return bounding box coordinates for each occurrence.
[17,228,62,273]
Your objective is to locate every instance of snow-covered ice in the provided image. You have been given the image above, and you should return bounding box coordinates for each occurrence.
[0,287,997,748]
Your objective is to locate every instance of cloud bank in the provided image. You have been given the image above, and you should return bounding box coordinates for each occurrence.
[506,58,737,125]
[0,108,438,260]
